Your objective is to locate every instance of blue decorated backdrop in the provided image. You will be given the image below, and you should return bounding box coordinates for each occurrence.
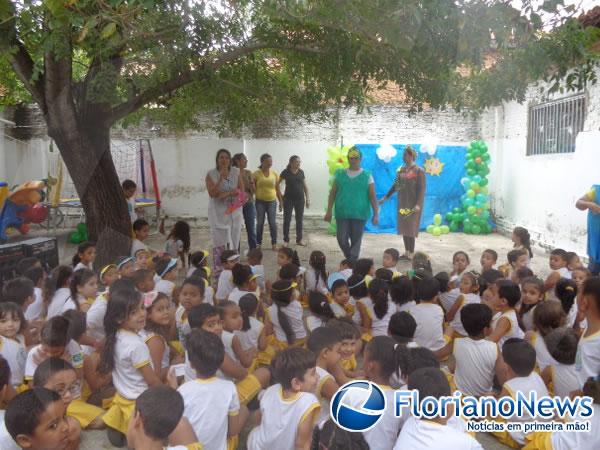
[354,144,468,234]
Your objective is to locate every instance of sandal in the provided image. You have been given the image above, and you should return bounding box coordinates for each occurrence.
[296,241,306,246]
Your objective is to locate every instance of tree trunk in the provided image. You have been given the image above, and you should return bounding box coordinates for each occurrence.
[46,117,132,267]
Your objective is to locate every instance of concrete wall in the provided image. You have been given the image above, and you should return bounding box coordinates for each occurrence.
[481,70,600,255]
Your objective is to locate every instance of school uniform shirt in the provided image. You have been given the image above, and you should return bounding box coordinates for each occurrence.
[566,303,579,329]
[86,293,109,341]
[0,411,19,450]
[551,363,580,398]
[329,302,348,319]
[397,300,416,313]
[315,366,335,428]
[305,315,326,332]
[250,265,266,292]
[235,316,264,351]
[439,287,461,313]
[165,238,183,258]
[453,337,497,397]
[155,279,176,299]
[340,268,353,280]
[359,297,396,337]
[530,331,558,372]
[409,303,446,352]
[24,286,44,321]
[521,305,537,332]
[47,287,77,318]
[130,239,147,257]
[247,384,320,450]
[393,416,483,450]
[25,340,83,381]
[112,330,152,400]
[449,293,481,336]
[175,305,191,347]
[267,301,307,344]
[363,386,403,450]
[138,329,170,370]
[304,268,328,295]
[493,309,524,348]
[216,269,234,301]
[0,336,27,387]
[349,297,361,324]
[228,287,258,305]
[550,403,600,450]
[178,377,240,450]
[575,328,600,388]
[503,372,550,445]
[74,262,93,272]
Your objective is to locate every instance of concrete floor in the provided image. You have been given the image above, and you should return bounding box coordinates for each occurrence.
[45,223,554,449]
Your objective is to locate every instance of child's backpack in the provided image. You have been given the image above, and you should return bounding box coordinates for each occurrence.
[312,420,370,450]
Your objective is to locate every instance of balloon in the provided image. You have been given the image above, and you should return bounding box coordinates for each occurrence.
[463,198,475,208]
[467,169,476,176]
[453,207,461,214]
[479,166,490,176]
[432,226,442,236]
[470,182,480,191]
[433,214,442,226]
[472,224,481,234]
[475,157,482,164]
[449,221,459,232]
[440,225,450,234]
[464,223,472,234]
[471,147,480,157]
[482,153,491,162]
[481,186,489,195]
[463,218,472,228]
[446,213,454,222]
[465,161,475,170]
[476,193,487,203]
[467,206,476,215]
[466,189,475,199]
[460,177,470,188]
[481,210,490,220]
[427,225,435,234]
[480,178,488,187]
[473,175,482,184]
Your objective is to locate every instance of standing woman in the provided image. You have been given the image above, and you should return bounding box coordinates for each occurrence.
[232,153,257,251]
[206,149,245,278]
[278,155,310,247]
[379,146,426,260]
[253,154,283,250]
[324,146,379,261]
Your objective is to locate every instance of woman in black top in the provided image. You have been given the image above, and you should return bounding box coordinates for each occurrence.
[278,155,310,246]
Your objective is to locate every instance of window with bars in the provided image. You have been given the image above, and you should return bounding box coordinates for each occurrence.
[526,94,586,156]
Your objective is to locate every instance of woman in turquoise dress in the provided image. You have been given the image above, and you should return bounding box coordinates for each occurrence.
[576,184,600,275]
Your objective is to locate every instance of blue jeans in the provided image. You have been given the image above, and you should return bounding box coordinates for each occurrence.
[256,200,277,245]
[336,218,366,261]
[242,202,257,250]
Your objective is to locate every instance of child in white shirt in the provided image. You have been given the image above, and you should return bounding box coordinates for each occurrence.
[488,279,524,347]
[175,277,205,348]
[357,278,395,340]
[154,259,178,301]
[236,294,267,371]
[389,275,416,313]
[445,272,481,338]
[306,292,335,332]
[247,248,265,294]
[305,251,328,295]
[382,248,401,276]
[215,251,240,302]
[0,303,27,387]
[72,242,96,272]
[449,303,499,397]
[228,264,259,304]
[45,266,77,319]
[131,219,150,257]
[176,330,245,450]
[247,348,320,450]
[339,259,353,280]
[541,327,580,398]
[409,277,445,352]
[265,280,307,348]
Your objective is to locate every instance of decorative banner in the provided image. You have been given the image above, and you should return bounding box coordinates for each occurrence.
[376,143,397,163]
[424,157,444,176]
[420,138,438,156]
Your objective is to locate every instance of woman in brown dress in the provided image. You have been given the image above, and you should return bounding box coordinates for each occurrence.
[379,146,426,260]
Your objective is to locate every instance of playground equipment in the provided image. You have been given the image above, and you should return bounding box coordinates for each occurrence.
[0,180,49,242]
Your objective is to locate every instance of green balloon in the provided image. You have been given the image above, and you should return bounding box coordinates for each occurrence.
[449,221,459,232]
[446,213,454,222]
[464,223,472,234]
[453,207,461,214]
[467,206,476,215]
[472,224,481,234]
[480,178,488,187]
[467,169,476,176]
[466,189,475,199]
[463,218,472,228]
[440,225,450,234]
[433,214,442,226]
[482,153,491,162]
[432,226,442,236]
[427,225,435,234]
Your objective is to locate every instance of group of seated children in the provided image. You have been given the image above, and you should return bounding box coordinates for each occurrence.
[0,223,599,450]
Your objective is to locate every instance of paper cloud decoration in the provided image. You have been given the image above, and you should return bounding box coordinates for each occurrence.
[420,138,439,156]
[376,143,397,163]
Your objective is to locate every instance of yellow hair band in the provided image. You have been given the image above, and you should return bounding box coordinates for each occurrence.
[271,282,298,292]
[100,264,117,278]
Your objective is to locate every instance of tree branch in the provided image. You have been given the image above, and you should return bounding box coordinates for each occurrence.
[107,41,325,124]
[4,39,46,112]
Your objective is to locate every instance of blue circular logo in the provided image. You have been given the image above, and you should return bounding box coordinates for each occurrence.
[330,380,386,432]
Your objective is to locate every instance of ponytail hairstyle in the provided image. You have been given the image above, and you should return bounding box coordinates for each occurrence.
[308,292,335,322]
[239,294,259,332]
[368,278,389,320]
[98,289,143,375]
[69,268,96,304]
[309,251,327,290]
[396,345,440,383]
[189,250,209,270]
[72,241,95,267]
[513,226,533,258]
[169,221,191,254]
[555,278,578,316]
[43,266,73,316]
[533,300,565,338]
[287,155,300,171]
[278,247,300,267]
[353,258,374,278]
[389,276,414,307]
[271,280,296,344]
[232,264,253,288]
[365,336,400,380]
[347,274,368,299]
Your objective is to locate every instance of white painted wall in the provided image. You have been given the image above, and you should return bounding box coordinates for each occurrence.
[481,70,600,255]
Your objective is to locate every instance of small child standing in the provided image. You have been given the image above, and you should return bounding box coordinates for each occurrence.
[247,348,319,450]
[229,264,259,304]
[122,179,138,222]
[449,303,499,397]
[70,269,98,313]
[512,226,533,261]
[305,251,328,295]
[518,276,545,332]
[488,279,525,347]
[445,272,481,338]
[265,280,307,349]
[131,219,151,257]
[72,242,96,272]
[306,327,341,428]
[541,327,580,397]
[154,258,178,301]
[164,220,191,269]
[176,330,246,450]
[175,277,205,348]
[382,248,400,275]
[409,277,446,353]
[480,249,498,273]
[215,250,240,302]
[0,302,27,388]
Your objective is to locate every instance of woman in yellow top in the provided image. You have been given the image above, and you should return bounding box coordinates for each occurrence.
[253,154,283,250]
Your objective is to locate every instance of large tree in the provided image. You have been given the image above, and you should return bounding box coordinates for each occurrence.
[1,0,598,264]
